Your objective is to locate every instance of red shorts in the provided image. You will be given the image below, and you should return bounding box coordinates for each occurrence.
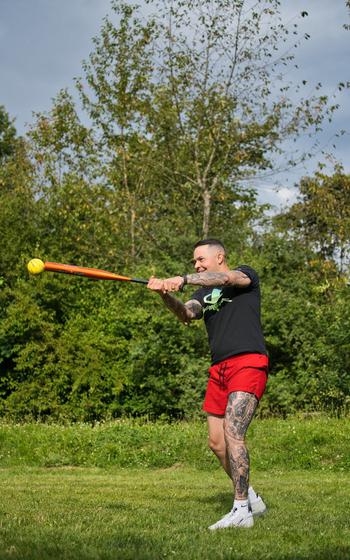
[203,353,269,416]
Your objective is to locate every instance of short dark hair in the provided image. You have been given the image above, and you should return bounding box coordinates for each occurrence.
[193,238,226,254]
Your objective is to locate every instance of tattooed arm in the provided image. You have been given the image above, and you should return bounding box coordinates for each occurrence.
[185,270,250,288]
[160,270,251,292]
[147,277,203,324]
[161,294,203,324]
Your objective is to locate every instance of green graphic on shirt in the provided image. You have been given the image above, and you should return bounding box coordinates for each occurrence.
[203,288,232,314]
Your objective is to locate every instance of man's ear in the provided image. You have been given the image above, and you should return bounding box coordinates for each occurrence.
[217,252,225,265]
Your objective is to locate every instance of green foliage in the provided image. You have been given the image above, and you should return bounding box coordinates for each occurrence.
[0,1,349,420]
[0,131,37,285]
[1,108,349,420]
[0,106,17,163]
[75,0,332,254]
[0,275,210,421]
[254,235,350,416]
[276,166,350,269]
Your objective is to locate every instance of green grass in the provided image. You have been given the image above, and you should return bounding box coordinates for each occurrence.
[0,417,349,559]
[0,416,349,471]
[0,467,349,560]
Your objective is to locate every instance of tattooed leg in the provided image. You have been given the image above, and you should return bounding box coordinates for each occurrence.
[224,391,258,500]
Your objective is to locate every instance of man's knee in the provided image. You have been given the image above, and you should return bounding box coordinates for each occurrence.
[208,435,226,457]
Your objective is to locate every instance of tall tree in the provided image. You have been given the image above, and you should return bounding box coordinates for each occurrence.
[74,0,336,262]
[76,4,157,264]
[0,106,17,163]
[27,91,125,269]
[275,167,350,273]
[0,108,37,283]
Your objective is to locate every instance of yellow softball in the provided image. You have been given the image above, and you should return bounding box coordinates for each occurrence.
[27,258,45,275]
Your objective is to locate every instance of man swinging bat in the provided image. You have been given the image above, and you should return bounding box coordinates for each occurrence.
[147,238,269,529]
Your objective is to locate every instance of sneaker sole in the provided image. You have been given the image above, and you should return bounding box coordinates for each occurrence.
[208,515,254,530]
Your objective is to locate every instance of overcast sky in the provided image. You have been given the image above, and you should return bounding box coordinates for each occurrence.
[0,0,349,207]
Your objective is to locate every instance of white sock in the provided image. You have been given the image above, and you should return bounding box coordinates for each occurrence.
[233,499,249,510]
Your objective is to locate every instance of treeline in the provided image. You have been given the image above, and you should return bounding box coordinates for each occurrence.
[0,0,349,421]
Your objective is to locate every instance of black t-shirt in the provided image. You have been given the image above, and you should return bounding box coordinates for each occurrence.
[191,265,267,364]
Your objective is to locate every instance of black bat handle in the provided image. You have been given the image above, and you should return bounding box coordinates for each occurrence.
[131,278,149,284]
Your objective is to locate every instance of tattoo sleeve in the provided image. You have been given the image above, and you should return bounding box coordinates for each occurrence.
[184,299,203,320]
[224,391,258,500]
[185,271,250,288]
[160,294,202,324]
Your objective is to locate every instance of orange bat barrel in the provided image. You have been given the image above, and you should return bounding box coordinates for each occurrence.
[43,262,148,284]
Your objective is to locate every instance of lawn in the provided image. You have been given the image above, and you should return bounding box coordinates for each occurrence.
[0,417,349,559]
[0,467,349,560]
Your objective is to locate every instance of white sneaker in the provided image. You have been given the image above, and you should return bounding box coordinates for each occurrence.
[208,506,254,530]
[250,494,267,517]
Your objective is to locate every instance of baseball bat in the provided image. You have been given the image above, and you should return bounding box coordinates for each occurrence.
[27,259,148,284]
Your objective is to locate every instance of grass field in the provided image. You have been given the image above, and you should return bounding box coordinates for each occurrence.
[0,417,349,559]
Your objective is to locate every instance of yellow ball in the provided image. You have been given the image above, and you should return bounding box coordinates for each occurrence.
[27,258,45,275]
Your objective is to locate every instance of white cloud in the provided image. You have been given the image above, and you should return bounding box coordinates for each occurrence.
[275,187,298,205]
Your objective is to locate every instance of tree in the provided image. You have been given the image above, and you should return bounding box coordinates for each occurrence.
[275,167,350,272]
[0,108,38,284]
[0,106,17,163]
[75,0,336,261]
[1,2,348,421]
[27,91,129,270]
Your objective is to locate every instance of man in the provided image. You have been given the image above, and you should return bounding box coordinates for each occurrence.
[147,238,268,529]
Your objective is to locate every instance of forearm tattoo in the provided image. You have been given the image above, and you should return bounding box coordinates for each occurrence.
[185,299,203,320]
[224,391,258,500]
[185,271,248,288]
[161,294,202,323]
[186,272,231,287]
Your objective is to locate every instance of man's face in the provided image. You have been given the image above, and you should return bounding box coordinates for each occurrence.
[192,245,224,273]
